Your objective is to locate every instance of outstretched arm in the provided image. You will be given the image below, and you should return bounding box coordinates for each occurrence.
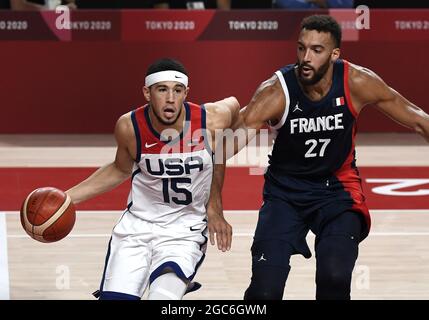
[204,97,240,252]
[66,113,136,204]
[204,75,286,251]
[349,64,429,142]
[232,74,286,154]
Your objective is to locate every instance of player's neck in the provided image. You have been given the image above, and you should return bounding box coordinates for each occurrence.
[300,66,334,102]
[150,105,186,140]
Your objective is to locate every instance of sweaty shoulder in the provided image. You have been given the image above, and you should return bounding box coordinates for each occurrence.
[115,112,133,137]
[347,62,378,88]
[347,62,389,112]
[259,74,284,99]
[204,96,240,131]
[115,112,136,157]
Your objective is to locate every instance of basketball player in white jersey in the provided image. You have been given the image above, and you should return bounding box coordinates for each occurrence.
[66,58,239,300]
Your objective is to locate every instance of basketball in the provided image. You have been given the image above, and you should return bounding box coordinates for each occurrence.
[20,187,76,243]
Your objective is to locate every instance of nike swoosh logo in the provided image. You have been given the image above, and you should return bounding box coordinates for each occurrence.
[190,226,200,231]
[175,75,182,78]
[145,142,157,148]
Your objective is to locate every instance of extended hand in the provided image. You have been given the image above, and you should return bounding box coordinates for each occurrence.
[207,207,232,252]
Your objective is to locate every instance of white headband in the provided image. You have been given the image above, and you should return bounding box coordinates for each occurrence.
[145,70,188,87]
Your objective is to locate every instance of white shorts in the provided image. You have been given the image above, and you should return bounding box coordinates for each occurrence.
[99,210,207,298]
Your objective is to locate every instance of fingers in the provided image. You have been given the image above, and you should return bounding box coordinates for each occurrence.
[207,218,233,252]
[216,228,223,251]
[219,224,231,252]
[214,223,233,252]
[226,224,232,251]
[209,227,215,246]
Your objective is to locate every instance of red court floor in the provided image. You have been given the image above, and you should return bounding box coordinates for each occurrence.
[0,167,428,211]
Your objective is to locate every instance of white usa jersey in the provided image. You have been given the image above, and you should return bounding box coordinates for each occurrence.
[127,102,213,227]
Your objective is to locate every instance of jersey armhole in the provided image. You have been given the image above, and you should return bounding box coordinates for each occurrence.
[200,104,213,156]
[343,60,359,119]
[269,71,290,131]
[130,110,142,163]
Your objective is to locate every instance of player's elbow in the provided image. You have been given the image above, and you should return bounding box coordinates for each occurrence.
[224,96,239,107]
[217,97,241,129]
[230,98,241,125]
[225,96,241,116]
[414,111,429,142]
[112,162,132,181]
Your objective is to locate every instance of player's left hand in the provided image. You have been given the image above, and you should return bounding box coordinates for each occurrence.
[207,206,232,252]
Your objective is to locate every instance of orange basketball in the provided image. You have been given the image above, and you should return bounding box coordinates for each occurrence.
[20,187,76,243]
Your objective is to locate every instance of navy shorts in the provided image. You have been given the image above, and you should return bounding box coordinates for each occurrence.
[251,170,368,262]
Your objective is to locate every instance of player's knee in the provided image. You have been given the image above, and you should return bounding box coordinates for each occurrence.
[148,272,187,300]
[244,265,290,300]
[316,256,354,299]
[317,266,352,288]
[315,240,359,299]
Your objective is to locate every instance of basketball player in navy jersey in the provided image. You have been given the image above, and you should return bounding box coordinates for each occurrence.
[218,15,429,300]
[66,58,238,300]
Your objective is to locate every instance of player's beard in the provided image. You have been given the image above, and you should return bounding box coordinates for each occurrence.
[297,57,331,86]
[151,104,183,126]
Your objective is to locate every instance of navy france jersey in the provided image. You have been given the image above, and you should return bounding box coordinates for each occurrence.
[267,59,370,231]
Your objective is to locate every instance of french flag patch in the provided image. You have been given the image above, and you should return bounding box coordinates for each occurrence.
[333,96,345,107]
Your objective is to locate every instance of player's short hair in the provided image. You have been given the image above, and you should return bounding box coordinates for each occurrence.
[301,15,342,49]
[146,58,188,77]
